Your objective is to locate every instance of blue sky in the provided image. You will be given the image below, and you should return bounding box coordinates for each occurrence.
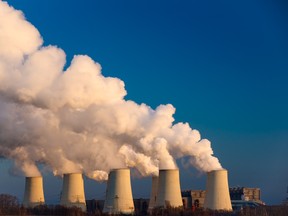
[1,0,288,205]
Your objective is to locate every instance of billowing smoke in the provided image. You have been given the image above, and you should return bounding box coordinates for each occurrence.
[0,1,222,180]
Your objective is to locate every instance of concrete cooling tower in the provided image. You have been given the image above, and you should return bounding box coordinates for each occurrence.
[155,169,183,208]
[103,168,135,214]
[60,173,86,211]
[148,176,158,210]
[204,169,232,211]
[23,176,45,208]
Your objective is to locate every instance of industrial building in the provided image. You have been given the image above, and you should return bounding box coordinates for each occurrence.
[182,190,206,208]
[230,187,263,204]
[181,190,192,209]
[133,198,149,215]
[182,186,264,210]
[86,199,104,214]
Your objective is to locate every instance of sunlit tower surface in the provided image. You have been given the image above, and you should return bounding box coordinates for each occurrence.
[103,168,134,214]
[60,173,86,211]
[23,176,45,208]
[204,169,232,211]
[155,169,183,208]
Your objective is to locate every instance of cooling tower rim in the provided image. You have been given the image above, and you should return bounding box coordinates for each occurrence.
[159,168,179,171]
[207,168,227,174]
[62,172,83,175]
[25,176,43,178]
[110,168,130,171]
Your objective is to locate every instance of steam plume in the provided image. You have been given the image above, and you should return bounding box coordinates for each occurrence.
[0,1,222,180]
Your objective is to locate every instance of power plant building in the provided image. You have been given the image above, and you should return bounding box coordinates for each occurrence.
[133,198,149,215]
[182,190,206,208]
[181,190,192,209]
[230,187,262,203]
[182,187,264,211]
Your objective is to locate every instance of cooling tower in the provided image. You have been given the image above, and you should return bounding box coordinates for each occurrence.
[60,173,86,211]
[23,176,45,208]
[103,168,135,214]
[204,169,232,211]
[148,176,158,210]
[155,169,183,208]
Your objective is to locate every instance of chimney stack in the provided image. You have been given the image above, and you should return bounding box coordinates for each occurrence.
[103,168,134,214]
[60,173,86,211]
[155,169,183,208]
[23,176,45,208]
[204,169,232,211]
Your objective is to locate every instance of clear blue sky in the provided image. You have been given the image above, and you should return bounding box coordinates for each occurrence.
[1,0,288,205]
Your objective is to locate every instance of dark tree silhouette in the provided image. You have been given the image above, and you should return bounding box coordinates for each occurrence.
[0,193,21,215]
[0,193,19,207]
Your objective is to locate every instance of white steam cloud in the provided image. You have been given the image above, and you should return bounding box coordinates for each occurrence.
[0,1,222,180]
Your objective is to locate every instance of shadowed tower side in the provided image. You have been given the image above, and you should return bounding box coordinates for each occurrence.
[148,176,158,211]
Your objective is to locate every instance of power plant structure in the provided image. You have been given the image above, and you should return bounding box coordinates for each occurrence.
[19,168,236,213]
[23,176,45,208]
[155,169,183,208]
[103,168,135,214]
[148,176,158,210]
[60,173,86,211]
[204,169,232,211]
